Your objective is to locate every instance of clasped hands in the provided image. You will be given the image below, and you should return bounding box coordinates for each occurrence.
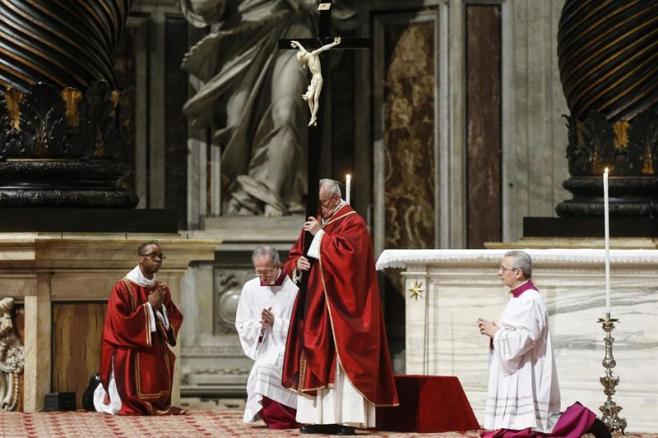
[261,307,274,328]
[477,318,499,338]
[148,283,167,310]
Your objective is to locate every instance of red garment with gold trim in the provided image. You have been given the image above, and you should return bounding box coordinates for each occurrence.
[99,278,184,415]
[282,204,398,406]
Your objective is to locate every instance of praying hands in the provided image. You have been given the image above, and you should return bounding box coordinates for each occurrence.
[477,318,499,338]
[261,307,274,328]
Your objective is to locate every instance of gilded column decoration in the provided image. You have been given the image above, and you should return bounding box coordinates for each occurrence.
[0,0,136,207]
[0,298,24,411]
[556,1,658,216]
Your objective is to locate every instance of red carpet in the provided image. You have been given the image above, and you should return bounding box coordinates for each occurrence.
[0,410,478,437]
[0,410,655,437]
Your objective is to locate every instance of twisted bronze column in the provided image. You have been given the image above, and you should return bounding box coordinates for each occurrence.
[0,0,136,207]
[556,1,658,217]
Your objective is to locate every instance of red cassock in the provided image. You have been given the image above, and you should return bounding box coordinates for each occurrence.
[282,204,398,406]
[99,278,184,415]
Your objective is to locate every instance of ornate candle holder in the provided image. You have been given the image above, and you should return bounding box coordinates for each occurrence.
[597,313,627,434]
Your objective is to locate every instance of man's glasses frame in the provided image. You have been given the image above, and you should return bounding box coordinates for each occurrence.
[255,268,277,278]
[141,253,166,260]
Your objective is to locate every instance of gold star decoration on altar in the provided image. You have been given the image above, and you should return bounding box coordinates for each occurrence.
[408,280,424,301]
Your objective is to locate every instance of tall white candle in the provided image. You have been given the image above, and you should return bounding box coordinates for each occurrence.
[346,174,351,204]
[604,167,610,315]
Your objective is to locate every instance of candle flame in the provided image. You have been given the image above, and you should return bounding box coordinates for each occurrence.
[604,167,609,174]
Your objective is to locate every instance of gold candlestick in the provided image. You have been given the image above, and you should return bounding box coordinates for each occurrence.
[597,313,627,434]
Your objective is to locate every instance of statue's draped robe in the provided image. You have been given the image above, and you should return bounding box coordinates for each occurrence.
[179,0,356,215]
[98,270,183,415]
[282,204,398,426]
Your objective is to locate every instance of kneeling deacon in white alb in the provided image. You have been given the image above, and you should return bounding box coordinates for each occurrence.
[236,245,299,429]
[477,250,610,438]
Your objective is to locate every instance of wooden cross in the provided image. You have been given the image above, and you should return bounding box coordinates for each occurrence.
[278,0,370,311]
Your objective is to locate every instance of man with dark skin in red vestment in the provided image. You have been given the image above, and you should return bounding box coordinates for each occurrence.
[282,179,398,435]
[94,242,185,415]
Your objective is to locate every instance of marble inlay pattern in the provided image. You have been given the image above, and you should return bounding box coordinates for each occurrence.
[378,249,658,432]
[384,22,436,251]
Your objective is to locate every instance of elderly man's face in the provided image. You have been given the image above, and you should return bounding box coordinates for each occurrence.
[254,255,279,285]
[497,256,524,289]
[318,186,341,219]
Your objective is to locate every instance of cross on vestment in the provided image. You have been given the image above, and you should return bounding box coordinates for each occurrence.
[277,0,370,317]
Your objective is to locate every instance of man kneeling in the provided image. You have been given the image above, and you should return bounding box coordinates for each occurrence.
[94,242,184,415]
[236,245,299,428]
[478,250,610,438]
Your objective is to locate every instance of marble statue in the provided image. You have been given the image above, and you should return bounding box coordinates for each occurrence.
[0,298,23,411]
[291,37,342,127]
[178,0,356,217]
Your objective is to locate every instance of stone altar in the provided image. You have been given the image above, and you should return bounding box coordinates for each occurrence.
[377,248,658,432]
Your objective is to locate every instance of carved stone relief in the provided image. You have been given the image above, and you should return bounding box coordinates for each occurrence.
[214,270,254,334]
[0,298,24,411]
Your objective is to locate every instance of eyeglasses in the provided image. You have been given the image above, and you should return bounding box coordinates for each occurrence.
[141,253,166,260]
[255,268,277,277]
[319,195,339,207]
[499,265,518,272]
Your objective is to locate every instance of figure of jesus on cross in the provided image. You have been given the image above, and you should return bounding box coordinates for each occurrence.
[278,3,398,436]
[291,36,342,127]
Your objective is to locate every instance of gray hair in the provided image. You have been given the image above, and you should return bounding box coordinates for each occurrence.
[504,250,532,279]
[252,245,281,266]
[319,178,341,197]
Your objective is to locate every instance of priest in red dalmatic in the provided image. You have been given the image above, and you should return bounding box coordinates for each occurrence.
[282,179,398,435]
[94,242,184,416]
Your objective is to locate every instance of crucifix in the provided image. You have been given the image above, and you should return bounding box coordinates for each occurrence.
[278,0,370,311]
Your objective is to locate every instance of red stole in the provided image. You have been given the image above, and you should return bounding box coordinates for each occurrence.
[99,278,184,415]
[282,205,399,406]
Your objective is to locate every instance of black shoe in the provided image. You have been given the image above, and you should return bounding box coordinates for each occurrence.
[588,418,612,438]
[82,374,101,411]
[336,425,355,435]
[300,424,340,434]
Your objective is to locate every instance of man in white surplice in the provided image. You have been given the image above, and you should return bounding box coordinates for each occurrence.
[236,245,299,429]
[477,250,606,438]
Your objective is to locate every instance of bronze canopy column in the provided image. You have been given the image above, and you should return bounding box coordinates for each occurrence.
[556,1,658,217]
[0,0,136,207]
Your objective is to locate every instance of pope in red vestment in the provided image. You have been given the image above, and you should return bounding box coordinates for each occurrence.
[282,181,398,416]
[97,242,184,415]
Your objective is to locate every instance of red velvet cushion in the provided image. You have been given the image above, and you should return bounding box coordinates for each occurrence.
[376,375,480,433]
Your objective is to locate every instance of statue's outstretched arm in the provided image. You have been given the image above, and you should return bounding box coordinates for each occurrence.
[290,40,309,53]
[310,36,342,55]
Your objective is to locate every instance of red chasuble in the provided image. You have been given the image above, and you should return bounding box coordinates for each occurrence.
[99,278,184,415]
[282,204,398,406]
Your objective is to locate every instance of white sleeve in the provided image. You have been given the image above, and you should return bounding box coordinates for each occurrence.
[234,285,263,361]
[307,229,325,259]
[155,305,170,329]
[145,302,157,333]
[272,312,291,346]
[492,297,545,374]
[271,285,298,345]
